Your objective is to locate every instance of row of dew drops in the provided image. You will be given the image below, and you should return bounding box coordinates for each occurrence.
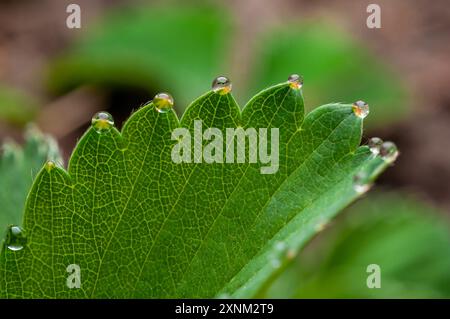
[4,74,397,252]
[89,74,370,133]
[353,137,399,194]
[90,75,299,133]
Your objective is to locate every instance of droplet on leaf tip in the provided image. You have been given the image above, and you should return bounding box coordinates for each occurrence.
[271,258,281,269]
[275,241,286,251]
[6,225,27,251]
[91,111,114,133]
[287,74,303,89]
[368,137,383,155]
[153,92,174,113]
[45,160,56,172]
[212,76,232,95]
[353,172,372,194]
[352,100,369,119]
[380,141,399,163]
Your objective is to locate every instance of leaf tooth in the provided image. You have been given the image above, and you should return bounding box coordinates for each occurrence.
[242,83,304,132]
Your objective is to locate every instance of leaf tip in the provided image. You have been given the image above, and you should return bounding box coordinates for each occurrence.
[352,100,370,119]
[212,76,232,95]
[44,160,56,172]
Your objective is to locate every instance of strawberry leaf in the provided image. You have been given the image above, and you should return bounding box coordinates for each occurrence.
[0,80,394,298]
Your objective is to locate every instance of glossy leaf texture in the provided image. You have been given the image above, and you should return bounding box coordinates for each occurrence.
[0,81,394,298]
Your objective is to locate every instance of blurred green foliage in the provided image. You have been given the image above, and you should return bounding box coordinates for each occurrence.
[0,127,62,235]
[47,3,408,128]
[0,86,38,126]
[263,193,450,298]
[250,23,408,128]
[48,3,233,109]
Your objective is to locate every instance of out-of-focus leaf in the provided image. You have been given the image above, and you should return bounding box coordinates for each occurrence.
[248,23,409,128]
[47,3,233,110]
[0,86,38,126]
[263,193,450,298]
[0,126,62,234]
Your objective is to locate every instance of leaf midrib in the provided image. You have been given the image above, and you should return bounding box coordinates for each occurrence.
[171,87,292,293]
[131,93,234,295]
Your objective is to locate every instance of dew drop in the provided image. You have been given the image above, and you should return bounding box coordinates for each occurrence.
[45,160,56,172]
[368,137,383,155]
[353,172,372,194]
[153,92,174,113]
[91,111,114,133]
[6,225,27,251]
[275,241,286,251]
[352,100,369,119]
[212,76,232,95]
[271,258,281,269]
[380,141,399,163]
[287,74,303,89]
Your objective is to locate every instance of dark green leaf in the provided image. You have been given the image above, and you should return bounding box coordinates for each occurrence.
[0,81,393,298]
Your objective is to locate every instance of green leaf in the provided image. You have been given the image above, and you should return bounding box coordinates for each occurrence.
[263,192,450,298]
[0,126,62,235]
[248,23,409,128]
[47,3,233,109]
[0,81,394,298]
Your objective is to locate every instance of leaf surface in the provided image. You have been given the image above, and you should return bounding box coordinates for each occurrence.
[0,81,392,298]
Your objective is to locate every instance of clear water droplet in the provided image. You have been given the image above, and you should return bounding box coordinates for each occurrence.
[153,92,174,113]
[91,111,114,133]
[353,172,372,194]
[271,258,281,269]
[45,160,56,172]
[368,137,383,155]
[352,100,369,119]
[212,76,232,95]
[6,225,27,251]
[288,74,303,89]
[380,141,399,163]
[275,241,286,251]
